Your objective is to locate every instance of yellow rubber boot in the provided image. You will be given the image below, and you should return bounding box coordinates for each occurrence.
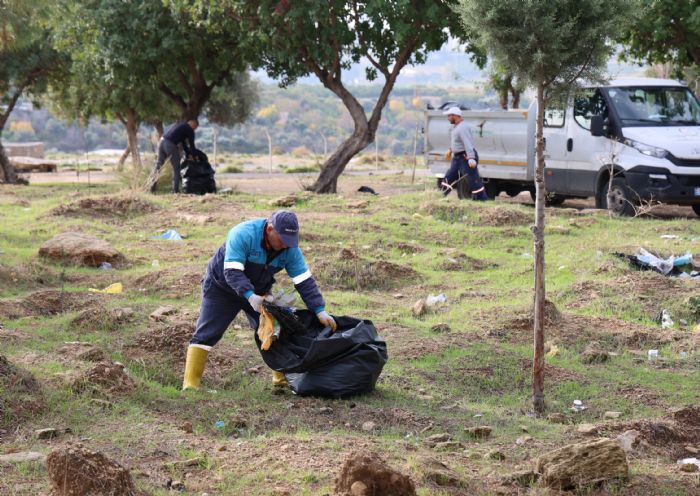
[271,370,288,387]
[182,345,209,390]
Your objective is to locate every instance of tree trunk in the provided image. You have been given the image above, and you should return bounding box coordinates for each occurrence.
[0,141,20,184]
[154,120,164,138]
[117,147,130,171]
[265,128,273,174]
[125,108,142,169]
[0,87,24,184]
[511,89,521,109]
[499,88,509,110]
[532,82,547,415]
[311,131,372,193]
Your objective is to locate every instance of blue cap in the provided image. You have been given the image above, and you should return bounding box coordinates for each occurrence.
[270,210,299,248]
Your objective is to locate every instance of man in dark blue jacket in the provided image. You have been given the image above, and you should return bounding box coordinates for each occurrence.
[182,210,336,390]
[152,119,198,193]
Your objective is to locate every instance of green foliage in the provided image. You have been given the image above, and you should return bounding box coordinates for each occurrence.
[620,0,700,72]
[456,0,634,93]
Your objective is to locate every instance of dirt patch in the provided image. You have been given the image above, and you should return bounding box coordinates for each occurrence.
[58,343,108,362]
[0,290,101,320]
[519,359,587,383]
[437,251,495,271]
[0,262,61,289]
[419,201,531,227]
[52,195,156,218]
[129,319,196,360]
[47,443,141,496]
[70,305,132,332]
[383,241,425,254]
[314,248,418,290]
[0,354,46,429]
[381,325,468,361]
[131,267,202,298]
[72,361,136,396]
[335,451,416,496]
[477,205,531,227]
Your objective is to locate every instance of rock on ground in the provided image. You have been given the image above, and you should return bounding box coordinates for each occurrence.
[335,451,416,496]
[536,438,628,490]
[47,443,140,496]
[413,456,465,487]
[39,232,124,267]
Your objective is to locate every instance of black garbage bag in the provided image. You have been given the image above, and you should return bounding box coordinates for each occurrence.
[255,303,388,398]
[181,149,216,195]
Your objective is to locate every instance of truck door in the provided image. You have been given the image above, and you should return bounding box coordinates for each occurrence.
[565,89,612,195]
[542,98,569,193]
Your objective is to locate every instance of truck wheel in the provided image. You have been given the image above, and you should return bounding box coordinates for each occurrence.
[604,178,635,216]
[692,204,700,217]
[530,190,566,206]
[485,181,501,199]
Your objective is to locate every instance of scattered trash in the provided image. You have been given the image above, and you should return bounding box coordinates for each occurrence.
[98,262,113,271]
[677,457,700,473]
[218,187,233,195]
[615,248,699,278]
[661,309,674,329]
[571,400,586,412]
[215,420,225,429]
[546,343,560,357]
[425,294,447,306]
[679,351,688,359]
[660,234,679,239]
[357,186,378,195]
[88,282,123,294]
[647,349,659,360]
[151,260,159,267]
[152,229,184,241]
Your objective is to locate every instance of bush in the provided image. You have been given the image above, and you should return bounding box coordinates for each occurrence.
[219,164,243,173]
[284,165,320,174]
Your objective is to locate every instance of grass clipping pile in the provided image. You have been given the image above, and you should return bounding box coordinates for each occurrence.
[0,355,45,429]
[315,248,417,290]
[51,195,157,218]
[47,443,141,496]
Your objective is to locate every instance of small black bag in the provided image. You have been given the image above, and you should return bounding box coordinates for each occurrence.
[181,149,216,195]
[256,304,388,398]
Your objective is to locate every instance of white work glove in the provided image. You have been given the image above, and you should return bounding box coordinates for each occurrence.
[317,310,337,331]
[468,158,477,169]
[248,294,265,313]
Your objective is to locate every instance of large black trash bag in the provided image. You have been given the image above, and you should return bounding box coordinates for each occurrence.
[181,149,216,195]
[256,303,388,398]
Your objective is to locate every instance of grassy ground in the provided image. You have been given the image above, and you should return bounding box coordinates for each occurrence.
[0,172,699,495]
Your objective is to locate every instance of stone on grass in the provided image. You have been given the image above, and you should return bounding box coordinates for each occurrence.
[0,452,45,464]
[604,411,622,419]
[536,438,628,490]
[616,430,640,453]
[335,451,416,496]
[149,305,177,321]
[425,433,451,447]
[434,441,464,451]
[465,426,492,439]
[39,232,123,267]
[413,456,465,487]
[412,299,427,317]
[577,424,598,436]
[430,323,451,333]
[361,421,377,432]
[580,341,610,364]
[547,413,569,424]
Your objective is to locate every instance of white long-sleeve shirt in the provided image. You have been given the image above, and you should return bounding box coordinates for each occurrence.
[450,120,476,159]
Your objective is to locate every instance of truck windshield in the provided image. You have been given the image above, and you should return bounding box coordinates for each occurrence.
[604,86,700,126]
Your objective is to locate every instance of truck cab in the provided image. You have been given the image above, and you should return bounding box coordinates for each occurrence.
[424,78,700,216]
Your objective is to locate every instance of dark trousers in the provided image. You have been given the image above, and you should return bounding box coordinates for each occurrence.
[155,138,182,193]
[444,152,488,201]
[190,278,259,347]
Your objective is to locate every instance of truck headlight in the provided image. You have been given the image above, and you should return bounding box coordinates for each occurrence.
[623,138,669,159]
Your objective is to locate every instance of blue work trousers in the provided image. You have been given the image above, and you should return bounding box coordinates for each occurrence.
[190,278,259,347]
[444,152,488,201]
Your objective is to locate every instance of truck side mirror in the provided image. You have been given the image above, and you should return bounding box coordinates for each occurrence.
[590,115,605,137]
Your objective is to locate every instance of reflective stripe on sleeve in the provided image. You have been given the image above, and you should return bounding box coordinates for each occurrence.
[292,270,312,285]
[223,261,245,270]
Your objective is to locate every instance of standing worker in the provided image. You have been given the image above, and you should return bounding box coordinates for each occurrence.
[151,119,199,193]
[442,107,489,200]
[182,210,337,390]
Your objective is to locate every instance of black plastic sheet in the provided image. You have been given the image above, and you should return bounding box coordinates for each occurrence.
[255,304,388,398]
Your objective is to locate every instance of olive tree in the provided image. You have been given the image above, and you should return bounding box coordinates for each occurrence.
[455,0,634,414]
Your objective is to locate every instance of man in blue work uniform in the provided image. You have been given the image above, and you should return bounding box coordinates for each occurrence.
[442,106,489,200]
[182,210,336,390]
[152,119,198,193]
